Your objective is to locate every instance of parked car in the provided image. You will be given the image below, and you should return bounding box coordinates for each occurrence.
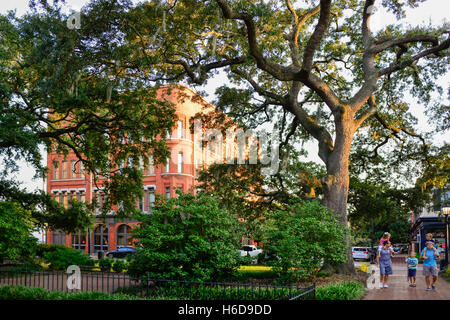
[393,247,402,254]
[239,245,263,258]
[352,247,370,261]
[105,247,137,259]
[238,245,263,264]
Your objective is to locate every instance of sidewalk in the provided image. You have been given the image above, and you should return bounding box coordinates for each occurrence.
[361,256,450,300]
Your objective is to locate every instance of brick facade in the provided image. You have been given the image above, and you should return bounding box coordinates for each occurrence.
[45,85,242,255]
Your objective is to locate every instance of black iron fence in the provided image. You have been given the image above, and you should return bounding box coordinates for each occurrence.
[0,267,315,300]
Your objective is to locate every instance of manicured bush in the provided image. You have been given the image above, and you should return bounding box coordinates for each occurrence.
[42,247,93,270]
[238,254,254,266]
[35,244,68,257]
[127,192,242,281]
[315,281,365,300]
[98,258,114,272]
[263,200,347,283]
[115,282,313,300]
[2,262,43,272]
[236,266,276,281]
[0,285,145,300]
[112,259,127,273]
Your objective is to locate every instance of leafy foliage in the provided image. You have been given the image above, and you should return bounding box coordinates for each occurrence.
[41,246,93,270]
[127,191,242,281]
[196,159,326,243]
[0,201,38,262]
[0,285,146,300]
[263,200,347,283]
[0,4,177,224]
[0,180,94,234]
[98,258,114,272]
[115,280,313,300]
[112,259,128,273]
[35,244,69,257]
[315,281,365,300]
[347,176,427,245]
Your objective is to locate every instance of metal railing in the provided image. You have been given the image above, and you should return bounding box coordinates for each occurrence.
[0,267,315,300]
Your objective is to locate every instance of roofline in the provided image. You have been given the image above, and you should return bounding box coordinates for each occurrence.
[158,84,215,109]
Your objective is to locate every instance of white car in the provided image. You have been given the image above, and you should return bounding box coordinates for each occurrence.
[239,245,263,264]
[352,247,370,261]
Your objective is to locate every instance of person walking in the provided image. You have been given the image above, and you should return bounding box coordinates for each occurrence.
[421,240,440,291]
[377,240,395,288]
[405,250,418,287]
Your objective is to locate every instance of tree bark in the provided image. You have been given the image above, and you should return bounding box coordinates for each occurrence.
[320,109,356,274]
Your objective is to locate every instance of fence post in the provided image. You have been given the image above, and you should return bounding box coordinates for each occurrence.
[313,283,316,300]
[24,265,28,288]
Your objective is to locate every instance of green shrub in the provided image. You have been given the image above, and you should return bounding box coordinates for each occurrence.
[11,262,43,272]
[315,281,365,300]
[263,200,347,283]
[98,258,114,272]
[236,269,276,281]
[0,201,38,262]
[36,244,68,257]
[42,247,93,270]
[444,267,450,281]
[127,192,242,281]
[0,285,145,300]
[238,255,254,266]
[115,282,312,300]
[112,260,127,273]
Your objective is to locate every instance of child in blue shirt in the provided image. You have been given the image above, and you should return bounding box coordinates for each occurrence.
[405,251,418,287]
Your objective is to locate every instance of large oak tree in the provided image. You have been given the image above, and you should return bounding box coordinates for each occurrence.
[3,0,449,273]
[106,0,448,273]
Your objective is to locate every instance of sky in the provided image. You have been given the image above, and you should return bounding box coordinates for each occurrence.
[1,0,449,198]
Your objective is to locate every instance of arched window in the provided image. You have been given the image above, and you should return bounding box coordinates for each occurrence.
[116,224,133,248]
[71,232,87,251]
[93,225,109,252]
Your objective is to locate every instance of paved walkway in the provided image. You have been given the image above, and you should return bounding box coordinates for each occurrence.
[361,255,450,300]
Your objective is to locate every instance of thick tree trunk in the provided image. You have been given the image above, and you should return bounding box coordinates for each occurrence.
[321,174,355,274]
[320,111,356,275]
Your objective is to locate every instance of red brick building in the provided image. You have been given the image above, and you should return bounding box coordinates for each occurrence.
[45,85,230,255]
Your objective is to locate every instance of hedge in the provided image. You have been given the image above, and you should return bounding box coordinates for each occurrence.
[114,282,313,300]
[0,285,148,300]
[315,281,365,300]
